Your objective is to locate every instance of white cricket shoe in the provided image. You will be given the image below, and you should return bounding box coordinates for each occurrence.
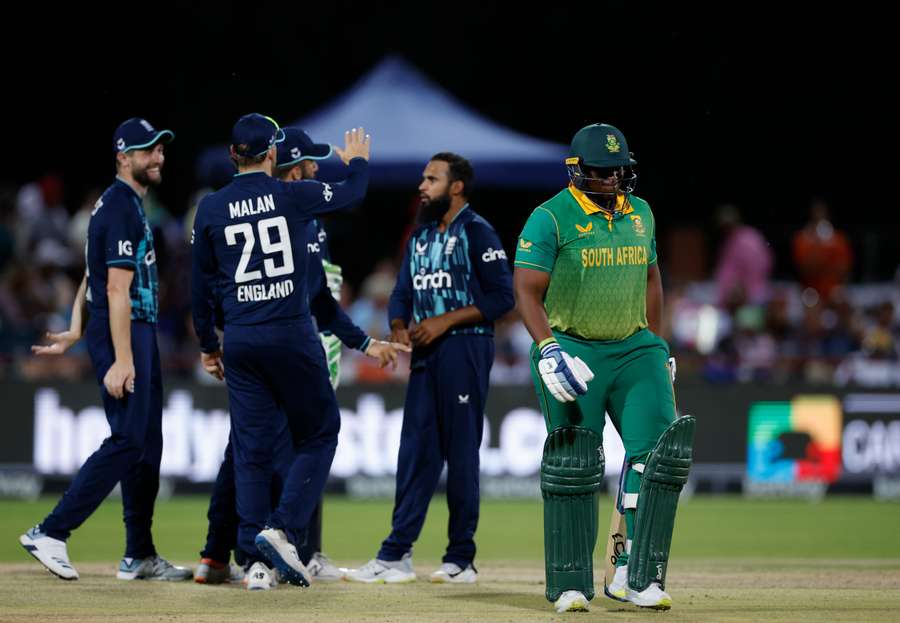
[19,526,78,580]
[554,590,590,613]
[606,564,672,609]
[429,562,477,584]
[344,552,415,584]
[604,564,628,601]
[626,581,672,610]
[245,561,277,591]
[308,552,343,581]
[255,527,311,587]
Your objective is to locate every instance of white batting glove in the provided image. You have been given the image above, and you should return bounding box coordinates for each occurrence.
[537,340,595,402]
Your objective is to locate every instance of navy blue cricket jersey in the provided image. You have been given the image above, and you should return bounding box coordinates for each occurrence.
[388,205,513,346]
[191,159,368,353]
[85,178,159,323]
[206,219,366,350]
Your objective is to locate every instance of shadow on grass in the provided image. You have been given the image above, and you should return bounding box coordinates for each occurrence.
[438,589,556,612]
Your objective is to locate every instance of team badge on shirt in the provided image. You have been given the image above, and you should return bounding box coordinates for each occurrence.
[630,214,645,236]
[445,236,458,256]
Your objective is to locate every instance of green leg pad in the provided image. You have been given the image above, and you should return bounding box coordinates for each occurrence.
[541,426,604,602]
[628,415,695,592]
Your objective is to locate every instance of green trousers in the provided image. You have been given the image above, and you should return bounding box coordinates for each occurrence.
[531,328,677,575]
[530,328,676,451]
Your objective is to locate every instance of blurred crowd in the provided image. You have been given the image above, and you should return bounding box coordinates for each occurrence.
[1,178,897,387]
[664,200,900,387]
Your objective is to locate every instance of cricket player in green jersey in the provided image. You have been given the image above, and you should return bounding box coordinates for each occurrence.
[513,123,695,613]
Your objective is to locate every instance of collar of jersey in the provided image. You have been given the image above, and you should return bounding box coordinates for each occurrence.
[233,170,268,179]
[567,184,632,220]
[114,176,144,202]
[448,203,470,225]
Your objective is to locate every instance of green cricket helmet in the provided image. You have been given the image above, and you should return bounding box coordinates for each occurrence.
[566,123,638,199]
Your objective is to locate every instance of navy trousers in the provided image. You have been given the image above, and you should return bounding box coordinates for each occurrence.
[42,316,163,559]
[223,320,339,566]
[378,334,493,567]
[200,434,325,566]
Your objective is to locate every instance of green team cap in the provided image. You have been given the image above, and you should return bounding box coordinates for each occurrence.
[568,123,637,168]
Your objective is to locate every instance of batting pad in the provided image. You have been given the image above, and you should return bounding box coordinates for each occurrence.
[541,426,604,602]
[627,415,695,592]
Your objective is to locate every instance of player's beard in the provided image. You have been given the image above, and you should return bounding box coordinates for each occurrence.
[417,192,452,224]
[133,163,162,187]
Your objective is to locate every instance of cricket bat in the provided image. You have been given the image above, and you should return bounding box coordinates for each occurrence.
[603,502,627,589]
[602,418,628,592]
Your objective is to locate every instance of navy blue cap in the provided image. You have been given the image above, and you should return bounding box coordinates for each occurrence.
[113,118,174,153]
[231,113,285,158]
[276,128,334,168]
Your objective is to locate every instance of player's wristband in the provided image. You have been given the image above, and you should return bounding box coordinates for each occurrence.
[538,337,558,357]
[358,336,372,352]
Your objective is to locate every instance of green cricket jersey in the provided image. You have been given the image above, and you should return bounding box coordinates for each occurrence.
[514,184,657,341]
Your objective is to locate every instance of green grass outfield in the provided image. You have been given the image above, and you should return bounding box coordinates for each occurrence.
[1,495,899,622]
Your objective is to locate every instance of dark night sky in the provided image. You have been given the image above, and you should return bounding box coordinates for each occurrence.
[3,5,895,284]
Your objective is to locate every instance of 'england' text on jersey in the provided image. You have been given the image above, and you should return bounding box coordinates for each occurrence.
[229,194,275,219]
[237,278,294,302]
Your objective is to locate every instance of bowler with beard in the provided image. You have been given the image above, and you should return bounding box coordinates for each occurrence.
[20,118,192,582]
[346,153,513,585]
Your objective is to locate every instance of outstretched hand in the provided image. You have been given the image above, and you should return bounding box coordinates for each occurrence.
[31,330,81,356]
[334,127,371,164]
[365,339,412,369]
